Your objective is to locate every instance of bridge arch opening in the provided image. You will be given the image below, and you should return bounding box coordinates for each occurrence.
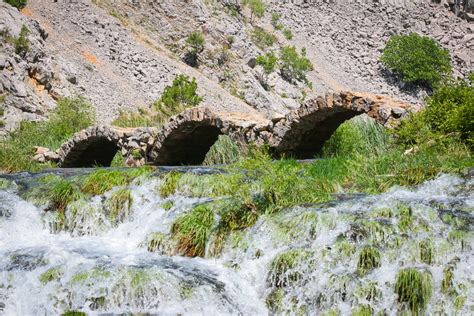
[155,121,222,165]
[274,109,362,159]
[61,136,120,168]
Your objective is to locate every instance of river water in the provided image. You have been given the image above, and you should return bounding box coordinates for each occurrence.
[0,172,472,315]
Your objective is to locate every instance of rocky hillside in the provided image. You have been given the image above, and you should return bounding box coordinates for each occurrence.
[0,0,472,134]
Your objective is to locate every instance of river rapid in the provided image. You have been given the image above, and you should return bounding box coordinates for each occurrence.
[0,172,472,315]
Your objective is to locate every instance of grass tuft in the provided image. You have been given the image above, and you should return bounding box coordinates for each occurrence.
[203,135,242,165]
[158,171,182,198]
[395,268,432,314]
[357,246,381,275]
[171,205,215,257]
[105,188,133,225]
[268,248,312,288]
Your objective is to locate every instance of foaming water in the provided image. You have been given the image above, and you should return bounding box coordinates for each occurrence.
[0,174,472,315]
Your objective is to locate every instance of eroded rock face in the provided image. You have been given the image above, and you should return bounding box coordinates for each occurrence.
[54,92,413,167]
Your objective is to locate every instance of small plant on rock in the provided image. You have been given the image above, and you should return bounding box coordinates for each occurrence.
[357,246,381,275]
[279,46,313,85]
[243,0,266,23]
[395,268,433,314]
[381,32,451,88]
[171,205,215,257]
[251,27,276,49]
[14,25,29,57]
[184,32,205,67]
[255,52,277,89]
[283,29,293,40]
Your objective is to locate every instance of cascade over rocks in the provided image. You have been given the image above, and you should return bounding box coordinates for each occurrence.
[53,91,414,167]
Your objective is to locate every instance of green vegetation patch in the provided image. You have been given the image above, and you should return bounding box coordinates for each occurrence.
[394,268,433,314]
[381,32,451,88]
[419,239,433,265]
[279,46,313,85]
[105,188,133,224]
[351,304,373,316]
[39,267,63,284]
[4,0,27,9]
[171,205,215,257]
[357,246,381,275]
[0,96,95,172]
[158,171,182,198]
[268,248,312,288]
[251,27,276,49]
[203,135,242,165]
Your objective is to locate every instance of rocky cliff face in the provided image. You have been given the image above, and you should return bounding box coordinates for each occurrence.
[0,0,472,134]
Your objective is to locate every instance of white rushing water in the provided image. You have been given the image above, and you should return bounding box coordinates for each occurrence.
[0,174,472,315]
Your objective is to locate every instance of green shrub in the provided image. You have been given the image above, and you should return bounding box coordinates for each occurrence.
[184,32,205,67]
[0,96,95,172]
[4,0,27,9]
[255,52,278,88]
[395,77,473,147]
[14,25,29,56]
[395,268,432,314]
[279,46,313,84]
[251,27,276,49]
[154,74,203,117]
[381,33,451,88]
[171,205,215,257]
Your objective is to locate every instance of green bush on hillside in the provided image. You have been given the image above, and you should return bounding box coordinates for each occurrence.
[4,0,27,9]
[184,32,205,67]
[395,77,473,147]
[256,52,277,88]
[381,33,451,88]
[251,27,277,49]
[14,25,29,57]
[0,97,95,172]
[154,74,203,116]
[279,46,313,85]
[243,0,266,22]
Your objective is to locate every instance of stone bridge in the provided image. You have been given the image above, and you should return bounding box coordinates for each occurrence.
[51,91,414,167]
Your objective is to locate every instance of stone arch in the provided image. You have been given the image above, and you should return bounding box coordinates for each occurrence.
[58,126,121,167]
[151,109,227,165]
[271,92,409,159]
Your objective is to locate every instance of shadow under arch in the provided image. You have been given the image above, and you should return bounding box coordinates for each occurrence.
[154,121,222,165]
[61,136,120,168]
[273,109,362,159]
